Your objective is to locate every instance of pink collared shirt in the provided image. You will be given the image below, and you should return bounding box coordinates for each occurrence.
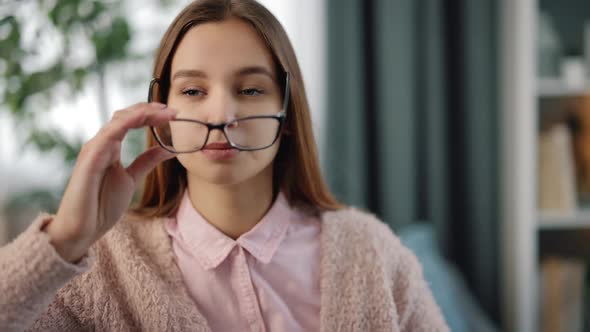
[164,192,321,332]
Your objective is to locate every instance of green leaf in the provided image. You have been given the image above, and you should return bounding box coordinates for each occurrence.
[0,17,20,60]
[48,0,82,31]
[26,128,83,163]
[1,0,179,215]
[92,16,131,65]
[4,189,61,216]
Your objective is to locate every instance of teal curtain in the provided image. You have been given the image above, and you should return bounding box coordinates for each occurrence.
[324,0,500,325]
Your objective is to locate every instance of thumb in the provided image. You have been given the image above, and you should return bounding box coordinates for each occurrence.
[126,146,177,184]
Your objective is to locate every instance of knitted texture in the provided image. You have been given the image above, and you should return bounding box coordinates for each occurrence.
[0,209,449,331]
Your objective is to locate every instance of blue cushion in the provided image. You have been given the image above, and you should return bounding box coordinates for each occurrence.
[398,223,498,332]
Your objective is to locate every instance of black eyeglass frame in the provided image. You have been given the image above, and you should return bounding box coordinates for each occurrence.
[147,72,290,153]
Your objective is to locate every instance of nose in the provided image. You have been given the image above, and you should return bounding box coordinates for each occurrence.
[204,87,237,143]
[206,87,237,125]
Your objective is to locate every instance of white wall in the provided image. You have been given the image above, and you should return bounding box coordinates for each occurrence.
[257,0,327,151]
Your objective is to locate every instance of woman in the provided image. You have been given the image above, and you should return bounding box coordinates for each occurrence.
[0,0,449,331]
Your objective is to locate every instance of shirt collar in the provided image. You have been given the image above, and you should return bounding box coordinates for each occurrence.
[174,191,292,270]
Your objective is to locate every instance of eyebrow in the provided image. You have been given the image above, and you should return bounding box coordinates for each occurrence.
[236,66,274,79]
[171,66,275,82]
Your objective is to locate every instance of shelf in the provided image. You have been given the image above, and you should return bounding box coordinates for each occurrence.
[538,78,590,98]
[538,210,590,229]
[539,227,590,259]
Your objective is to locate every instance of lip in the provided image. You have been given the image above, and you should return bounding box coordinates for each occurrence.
[203,142,233,150]
[201,142,238,161]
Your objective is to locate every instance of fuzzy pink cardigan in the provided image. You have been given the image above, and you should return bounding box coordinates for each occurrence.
[0,208,449,331]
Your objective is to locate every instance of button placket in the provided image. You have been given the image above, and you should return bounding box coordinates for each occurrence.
[234,246,266,332]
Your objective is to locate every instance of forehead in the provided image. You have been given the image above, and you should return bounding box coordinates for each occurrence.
[170,18,276,78]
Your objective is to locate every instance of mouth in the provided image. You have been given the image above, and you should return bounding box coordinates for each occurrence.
[201,142,238,160]
[203,142,233,150]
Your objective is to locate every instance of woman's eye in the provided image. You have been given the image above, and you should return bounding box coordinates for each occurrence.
[240,88,263,96]
[182,89,203,97]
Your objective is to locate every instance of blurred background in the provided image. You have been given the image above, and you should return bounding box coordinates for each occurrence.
[1,0,590,331]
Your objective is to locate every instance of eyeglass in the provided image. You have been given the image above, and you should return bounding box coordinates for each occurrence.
[147,73,290,153]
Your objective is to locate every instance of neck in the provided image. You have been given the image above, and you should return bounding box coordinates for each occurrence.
[186,169,275,240]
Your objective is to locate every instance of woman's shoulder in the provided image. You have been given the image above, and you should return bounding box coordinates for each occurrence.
[35,213,182,330]
[106,212,167,241]
[320,207,404,251]
[59,213,176,312]
[321,208,449,331]
[319,207,417,275]
[92,213,172,264]
[61,213,173,293]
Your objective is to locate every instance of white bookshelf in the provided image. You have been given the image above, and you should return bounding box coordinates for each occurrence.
[502,1,590,331]
[539,210,590,230]
[538,77,590,98]
[501,0,537,332]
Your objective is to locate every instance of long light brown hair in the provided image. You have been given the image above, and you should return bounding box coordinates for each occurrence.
[131,0,342,218]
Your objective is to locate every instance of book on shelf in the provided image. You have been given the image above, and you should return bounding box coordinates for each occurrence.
[538,123,578,213]
[572,100,590,205]
[540,256,588,332]
[538,96,590,216]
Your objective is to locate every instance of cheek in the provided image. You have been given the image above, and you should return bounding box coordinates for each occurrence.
[251,138,281,160]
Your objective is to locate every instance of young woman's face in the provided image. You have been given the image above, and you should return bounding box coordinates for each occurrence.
[167,18,283,186]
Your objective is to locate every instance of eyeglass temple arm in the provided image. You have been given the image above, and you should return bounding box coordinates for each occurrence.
[282,73,290,112]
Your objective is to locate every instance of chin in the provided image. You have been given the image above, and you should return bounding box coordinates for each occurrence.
[200,168,252,186]
[183,163,247,185]
[180,161,259,187]
[178,151,276,187]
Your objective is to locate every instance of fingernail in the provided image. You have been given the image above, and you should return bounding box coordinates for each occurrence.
[152,102,167,108]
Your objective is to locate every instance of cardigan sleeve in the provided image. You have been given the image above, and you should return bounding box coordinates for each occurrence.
[392,240,450,332]
[0,214,91,332]
[25,293,86,332]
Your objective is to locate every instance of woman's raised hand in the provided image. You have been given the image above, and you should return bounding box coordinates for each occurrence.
[43,102,177,262]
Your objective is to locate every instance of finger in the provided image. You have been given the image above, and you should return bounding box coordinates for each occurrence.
[109,102,167,124]
[126,146,178,184]
[127,102,167,113]
[77,104,175,172]
[102,106,177,142]
[97,104,162,140]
